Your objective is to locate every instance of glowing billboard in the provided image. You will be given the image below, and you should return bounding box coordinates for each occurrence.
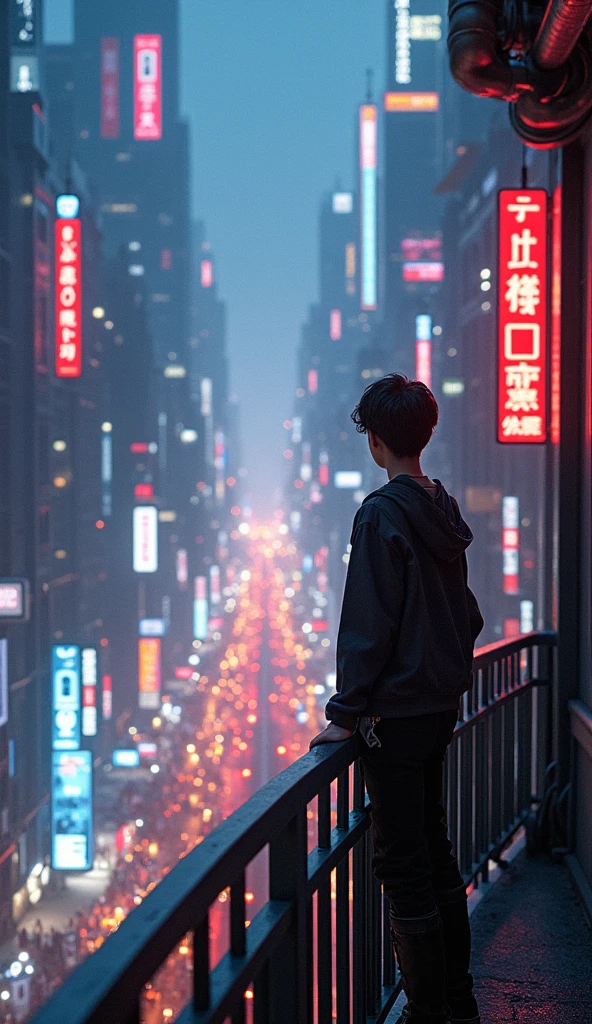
[52,645,81,751]
[384,92,439,111]
[55,202,82,378]
[394,0,411,83]
[335,471,363,489]
[330,309,342,341]
[133,506,158,573]
[201,259,213,288]
[333,192,353,214]
[81,647,98,738]
[134,35,162,140]
[138,637,161,710]
[0,640,7,729]
[194,577,208,641]
[415,314,432,389]
[101,37,119,139]
[359,105,378,311]
[102,675,112,720]
[502,496,519,594]
[403,262,444,282]
[0,579,29,621]
[52,751,93,871]
[498,190,547,443]
[139,618,167,637]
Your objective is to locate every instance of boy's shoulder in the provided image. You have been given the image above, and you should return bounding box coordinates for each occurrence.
[353,493,411,538]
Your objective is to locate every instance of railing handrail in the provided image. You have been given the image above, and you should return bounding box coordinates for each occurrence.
[471,629,556,667]
[30,629,556,1024]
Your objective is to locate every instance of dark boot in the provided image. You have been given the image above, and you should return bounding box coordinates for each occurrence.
[435,885,480,1024]
[390,909,451,1023]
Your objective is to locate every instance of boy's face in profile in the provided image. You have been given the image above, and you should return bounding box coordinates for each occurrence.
[368,430,388,470]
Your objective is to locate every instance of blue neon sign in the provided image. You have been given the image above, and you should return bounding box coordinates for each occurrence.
[51,750,93,871]
[360,105,378,311]
[52,645,81,751]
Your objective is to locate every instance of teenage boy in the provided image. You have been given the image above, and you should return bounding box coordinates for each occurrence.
[310,374,484,1024]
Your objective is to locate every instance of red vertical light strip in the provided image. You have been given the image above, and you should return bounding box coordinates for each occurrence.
[55,218,82,378]
[415,341,432,388]
[134,35,162,141]
[497,189,548,443]
[550,185,561,446]
[101,37,120,139]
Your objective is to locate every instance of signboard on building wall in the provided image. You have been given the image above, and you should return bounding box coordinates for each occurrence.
[133,506,158,573]
[138,637,161,710]
[134,35,162,140]
[498,189,547,443]
[0,640,7,729]
[81,647,98,737]
[359,105,378,311]
[52,645,81,751]
[0,579,30,621]
[55,200,82,378]
[51,750,93,871]
[101,37,120,139]
[384,91,439,111]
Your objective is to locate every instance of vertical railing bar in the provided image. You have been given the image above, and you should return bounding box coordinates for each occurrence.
[353,830,366,1022]
[353,759,365,812]
[230,870,246,957]
[318,784,331,849]
[317,877,332,1024]
[123,998,140,1024]
[193,911,210,1012]
[337,769,349,830]
[335,853,350,1022]
[253,962,269,1024]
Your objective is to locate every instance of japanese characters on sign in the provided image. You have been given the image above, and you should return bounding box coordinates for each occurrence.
[101,37,119,139]
[138,637,161,710]
[55,203,82,378]
[134,34,162,141]
[498,189,548,443]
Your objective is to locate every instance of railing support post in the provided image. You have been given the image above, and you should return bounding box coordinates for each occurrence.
[268,809,312,1024]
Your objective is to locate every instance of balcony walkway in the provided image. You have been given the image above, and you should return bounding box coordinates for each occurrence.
[387,845,592,1023]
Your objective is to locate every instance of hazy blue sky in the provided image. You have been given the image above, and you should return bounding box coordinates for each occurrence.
[45,0,384,511]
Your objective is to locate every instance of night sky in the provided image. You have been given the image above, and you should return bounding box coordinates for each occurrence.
[45,0,384,512]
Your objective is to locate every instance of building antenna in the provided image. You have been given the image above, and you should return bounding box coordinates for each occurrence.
[366,68,374,103]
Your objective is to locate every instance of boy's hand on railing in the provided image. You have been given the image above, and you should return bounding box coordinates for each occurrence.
[309,723,355,749]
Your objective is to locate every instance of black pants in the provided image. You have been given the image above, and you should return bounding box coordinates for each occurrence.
[360,710,464,920]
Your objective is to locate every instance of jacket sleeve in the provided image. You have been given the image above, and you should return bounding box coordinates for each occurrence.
[325,518,404,731]
[461,551,484,646]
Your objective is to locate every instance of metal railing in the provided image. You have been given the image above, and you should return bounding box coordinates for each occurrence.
[31,631,556,1024]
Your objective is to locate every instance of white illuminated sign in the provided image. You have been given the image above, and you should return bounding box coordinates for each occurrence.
[394,0,411,84]
[334,471,363,489]
[201,377,212,416]
[81,647,98,737]
[56,194,80,219]
[0,579,29,621]
[139,618,167,637]
[333,192,353,214]
[133,506,158,573]
[52,751,93,871]
[52,646,81,751]
[0,640,7,729]
[360,106,378,311]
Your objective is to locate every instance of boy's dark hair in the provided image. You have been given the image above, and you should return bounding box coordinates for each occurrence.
[351,373,438,458]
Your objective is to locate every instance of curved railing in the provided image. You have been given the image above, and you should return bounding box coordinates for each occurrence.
[31,631,556,1024]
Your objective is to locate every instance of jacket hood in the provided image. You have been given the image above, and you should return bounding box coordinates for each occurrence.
[363,475,473,563]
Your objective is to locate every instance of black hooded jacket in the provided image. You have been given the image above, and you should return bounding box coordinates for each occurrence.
[325,475,484,731]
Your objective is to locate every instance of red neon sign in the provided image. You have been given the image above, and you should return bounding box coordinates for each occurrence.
[498,189,547,443]
[201,259,213,288]
[403,261,444,282]
[415,341,432,389]
[55,218,82,378]
[134,35,162,141]
[330,309,342,340]
[550,186,561,446]
[101,38,120,139]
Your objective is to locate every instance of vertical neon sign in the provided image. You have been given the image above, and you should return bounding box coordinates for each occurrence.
[134,35,162,141]
[415,314,432,388]
[100,37,119,139]
[360,105,377,311]
[55,195,82,379]
[498,189,547,443]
